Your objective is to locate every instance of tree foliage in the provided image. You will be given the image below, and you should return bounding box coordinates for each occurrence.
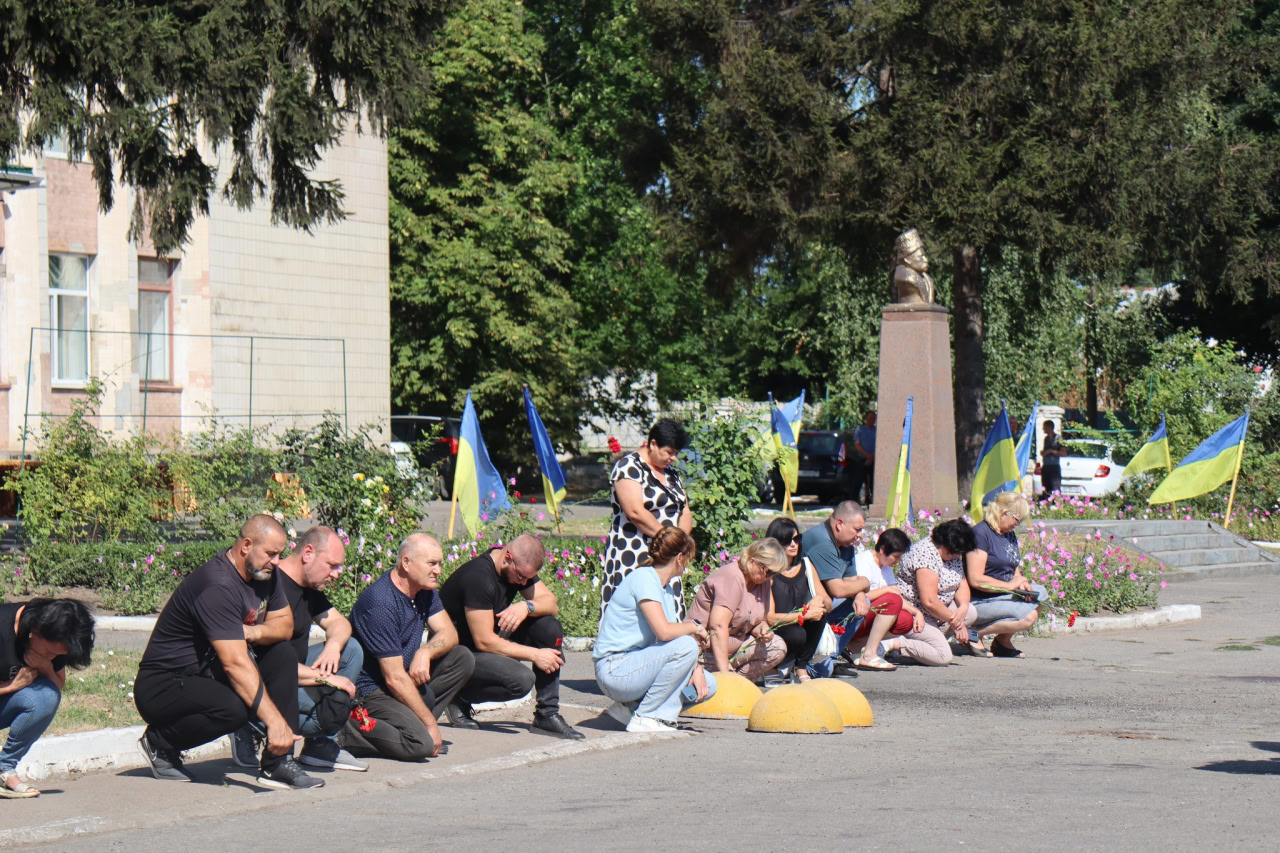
[0,0,458,251]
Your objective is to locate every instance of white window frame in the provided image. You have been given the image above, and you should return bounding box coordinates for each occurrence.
[49,253,91,387]
[136,258,175,385]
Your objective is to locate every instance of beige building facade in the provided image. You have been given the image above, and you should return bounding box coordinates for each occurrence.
[0,125,390,456]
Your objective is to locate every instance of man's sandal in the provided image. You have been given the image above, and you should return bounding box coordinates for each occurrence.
[853,655,897,672]
[0,770,39,798]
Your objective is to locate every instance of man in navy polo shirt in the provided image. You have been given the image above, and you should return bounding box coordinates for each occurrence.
[342,534,475,762]
[800,501,871,677]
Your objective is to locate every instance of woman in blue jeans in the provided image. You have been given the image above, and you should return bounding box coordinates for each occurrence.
[0,598,95,797]
[966,492,1047,658]
[593,527,716,733]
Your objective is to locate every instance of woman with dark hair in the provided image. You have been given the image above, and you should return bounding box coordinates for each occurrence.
[894,519,983,665]
[601,418,694,617]
[763,518,830,682]
[594,527,715,732]
[0,598,95,797]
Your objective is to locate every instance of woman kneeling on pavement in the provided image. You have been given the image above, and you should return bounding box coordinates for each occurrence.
[894,519,982,665]
[685,538,788,681]
[966,492,1046,658]
[763,518,830,683]
[593,527,716,732]
[847,528,927,671]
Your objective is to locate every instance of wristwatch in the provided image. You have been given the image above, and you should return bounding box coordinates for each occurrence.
[526,600,536,615]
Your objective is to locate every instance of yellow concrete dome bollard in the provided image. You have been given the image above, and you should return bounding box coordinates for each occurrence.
[802,678,874,727]
[746,684,843,734]
[681,671,764,719]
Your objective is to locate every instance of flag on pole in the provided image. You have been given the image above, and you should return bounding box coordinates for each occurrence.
[885,396,913,526]
[523,386,566,514]
[1122,415,1173,478]
[768,391,805,494]
[453,392,511,534]
[970,400,1020,512]
[1011,401,1039,493]
[1149,411,1249,505]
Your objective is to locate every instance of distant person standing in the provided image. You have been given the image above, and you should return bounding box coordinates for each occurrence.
[601,419,693,617]
[849,411,876,505]
[1039,421,1066,499]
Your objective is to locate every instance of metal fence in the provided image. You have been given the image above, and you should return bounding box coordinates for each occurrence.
[19,327,349,453]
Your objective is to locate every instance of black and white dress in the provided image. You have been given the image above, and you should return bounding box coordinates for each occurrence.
[601,451,690,618]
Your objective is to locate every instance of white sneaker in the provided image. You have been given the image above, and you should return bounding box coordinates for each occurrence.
[626,715,676,733]
[605,701,634,727]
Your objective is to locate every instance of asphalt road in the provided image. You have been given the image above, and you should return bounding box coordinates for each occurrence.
[45,572,1280,852]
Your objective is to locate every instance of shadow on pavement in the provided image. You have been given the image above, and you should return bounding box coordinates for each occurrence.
[561,679,605,696]
[1198,742,1280,775]
[1250,741,1280,753]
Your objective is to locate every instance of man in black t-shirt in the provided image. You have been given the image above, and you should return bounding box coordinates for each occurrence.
[1039,420,1066,499]
[135,514,322,790]
[438,533,583,740]
[0,598,94,798]
[229,525,367,773]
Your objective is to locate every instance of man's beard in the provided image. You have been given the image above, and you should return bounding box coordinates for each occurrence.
[250,565,273,582]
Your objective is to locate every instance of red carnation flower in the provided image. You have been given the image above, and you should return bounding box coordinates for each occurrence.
[1068,611,1079,628]
[608,436,622,454]
[350,706,377,733]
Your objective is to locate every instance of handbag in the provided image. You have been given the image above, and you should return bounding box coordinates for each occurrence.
[804,558,840,659]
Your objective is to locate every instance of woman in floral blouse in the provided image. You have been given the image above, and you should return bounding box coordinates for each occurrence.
[893,519,983,665]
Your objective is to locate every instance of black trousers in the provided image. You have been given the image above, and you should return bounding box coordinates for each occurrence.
[774,622,826,670]
[1041,465,1061,497]
[459,614,563,716]
[340,645,475,761]
[848,460,873,504]
[135,640,298,769]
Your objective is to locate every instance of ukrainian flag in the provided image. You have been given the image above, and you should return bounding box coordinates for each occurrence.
[523,386,567,516]
[970,400,1020,512]
[1149,411,1249,505]
[453,392,511,534]
[1012,401,1039,493]
[1122,415,1172,479]
[884,396,913,526]
[768,391,805,494]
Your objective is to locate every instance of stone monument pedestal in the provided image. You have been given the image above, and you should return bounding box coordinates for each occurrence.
[869,304,959,520]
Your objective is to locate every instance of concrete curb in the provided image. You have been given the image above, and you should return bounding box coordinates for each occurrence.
[15,725,227,782]
[1044,603,1201,635]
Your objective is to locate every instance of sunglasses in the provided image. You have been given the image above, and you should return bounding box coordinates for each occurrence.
[776,533,801,547]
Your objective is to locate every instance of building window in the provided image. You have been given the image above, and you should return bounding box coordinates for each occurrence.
[49,254,90,384]
[137,258,174,384]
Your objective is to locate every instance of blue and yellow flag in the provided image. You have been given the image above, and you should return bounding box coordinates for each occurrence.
[768,391,805,494]
[1012,402,1039,493]
[523,386,566,516]
[453,392,511,535]
[970,400,1020,512]
[884,396,913,526]
[1149,411,1248,505]
[1122,415,1172,479]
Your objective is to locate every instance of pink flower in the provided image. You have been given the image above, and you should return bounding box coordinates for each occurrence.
[1160,580,1167,588]
[481,512,489,522]
[145,555,154,566]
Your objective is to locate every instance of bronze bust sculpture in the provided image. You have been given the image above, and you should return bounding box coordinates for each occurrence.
[892,228,934,304]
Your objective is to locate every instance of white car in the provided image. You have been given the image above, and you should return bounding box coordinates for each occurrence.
[1033,439,1125,497]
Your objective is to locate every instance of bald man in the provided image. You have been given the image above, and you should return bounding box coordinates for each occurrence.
[135,514,323,790]
[341,534,475,761]
[438,534,584,740]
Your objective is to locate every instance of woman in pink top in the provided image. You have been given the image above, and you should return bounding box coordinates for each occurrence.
[685,539,788,680]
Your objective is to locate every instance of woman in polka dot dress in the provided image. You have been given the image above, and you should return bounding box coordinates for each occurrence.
[601,418,694,618]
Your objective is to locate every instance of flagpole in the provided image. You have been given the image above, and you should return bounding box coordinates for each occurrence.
[1223,438,1246,530]
[548,486,564,534]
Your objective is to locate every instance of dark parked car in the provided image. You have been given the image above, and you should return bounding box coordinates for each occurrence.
[763,429,850,504]
[390,415,461,497]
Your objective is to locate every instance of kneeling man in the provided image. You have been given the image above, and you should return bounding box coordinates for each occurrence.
[135,514,322,789]
[439,534,583,740]
[342,534,475,761]
[231,525,367,772]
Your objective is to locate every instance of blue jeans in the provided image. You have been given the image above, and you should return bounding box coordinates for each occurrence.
[297,639,364,741]
[971,584,1048,630]
[0,677,61,771]
[594,635,718,723]
[808,598,868,678]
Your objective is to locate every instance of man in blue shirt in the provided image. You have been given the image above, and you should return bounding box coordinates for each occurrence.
[341,534,475,762]
[850,411,876,505]
[800,501,871,676]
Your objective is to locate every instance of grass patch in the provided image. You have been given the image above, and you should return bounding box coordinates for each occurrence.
[1260,636,1280,647]
[53,648,143,735]
[1216,644,1259,651]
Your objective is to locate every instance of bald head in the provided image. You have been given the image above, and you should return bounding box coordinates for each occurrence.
[396,533,443,593]
[234,514,287,581]
[240,513,286,543]
[829,500,866,548]
[832,500,865,522]
[507,534,544,571]
[398,533,441,566]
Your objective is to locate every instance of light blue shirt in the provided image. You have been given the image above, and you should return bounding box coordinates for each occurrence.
[593,567,679,659]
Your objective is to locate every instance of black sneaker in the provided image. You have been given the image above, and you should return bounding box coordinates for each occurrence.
[257,756,325,790]
[447,702,480,730]
[138,731,192,782]
[229,724,262,768]
[531,712,585,740]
